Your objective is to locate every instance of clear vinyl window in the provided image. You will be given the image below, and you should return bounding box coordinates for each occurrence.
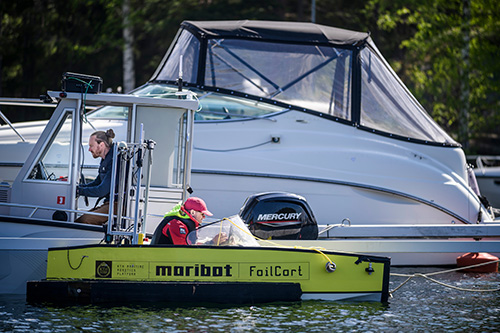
[204,39,352,119]
[27,111,72,182]
[359,46,456,144]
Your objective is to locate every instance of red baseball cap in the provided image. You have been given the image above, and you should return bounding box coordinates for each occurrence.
[183,197,213,216]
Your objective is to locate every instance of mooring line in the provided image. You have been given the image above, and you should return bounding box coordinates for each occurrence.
[389,259,500,297]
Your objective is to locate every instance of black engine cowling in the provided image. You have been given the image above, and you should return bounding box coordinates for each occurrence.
[238,192,318,240]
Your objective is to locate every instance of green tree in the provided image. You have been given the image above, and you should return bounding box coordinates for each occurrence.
[365,0,500,153]
[129,0,306,86]
[1,0,124,96]
[0,0,123,120]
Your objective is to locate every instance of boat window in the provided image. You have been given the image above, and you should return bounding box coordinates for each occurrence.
[156,29,200,83]
[172,113,187,186]
[133,84,287,121]
[87,105,128,119]
[196,92,287,121]
[132,84,179,99]
[359,46,456,144]
[154,32,353,120]
[27,111,72,181]
[134,105,188,188]
[204,39,352,119]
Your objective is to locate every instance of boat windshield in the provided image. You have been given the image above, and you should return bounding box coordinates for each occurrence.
[156,30,352,120]
[186,215,260,247]
[132,84,287,121]
[87,106,128,119]
[153,26,457,145]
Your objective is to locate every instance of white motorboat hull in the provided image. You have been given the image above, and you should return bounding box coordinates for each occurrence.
[0,220,103,294]
[3,110,488,226]
[265,239,500,266]
[265,223,500,266]
[189,110,489,225]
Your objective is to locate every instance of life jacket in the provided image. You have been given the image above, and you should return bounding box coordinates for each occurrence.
[151,203,199,245]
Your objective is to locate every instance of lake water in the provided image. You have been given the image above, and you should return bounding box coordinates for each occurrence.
[1,267,498,332]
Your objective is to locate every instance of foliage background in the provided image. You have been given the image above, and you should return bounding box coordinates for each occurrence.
[1,0,499,154]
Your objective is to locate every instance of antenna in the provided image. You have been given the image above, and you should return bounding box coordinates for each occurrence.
[177,55,183,98]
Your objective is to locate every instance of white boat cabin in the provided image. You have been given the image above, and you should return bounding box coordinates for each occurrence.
[1,88,198,235]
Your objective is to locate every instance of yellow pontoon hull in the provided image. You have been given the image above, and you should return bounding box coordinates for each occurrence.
[28,244,390,304]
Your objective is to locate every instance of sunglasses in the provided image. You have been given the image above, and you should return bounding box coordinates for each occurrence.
[193,211,205,218]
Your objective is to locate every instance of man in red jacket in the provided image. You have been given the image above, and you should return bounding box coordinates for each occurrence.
[152,197,213,245]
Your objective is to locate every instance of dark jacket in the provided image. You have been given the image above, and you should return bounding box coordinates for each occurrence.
[78,144,114,202]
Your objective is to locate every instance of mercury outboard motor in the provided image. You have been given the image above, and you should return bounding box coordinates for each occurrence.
[239,192,318,240]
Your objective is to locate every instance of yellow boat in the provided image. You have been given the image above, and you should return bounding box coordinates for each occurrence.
[27,216,390,304]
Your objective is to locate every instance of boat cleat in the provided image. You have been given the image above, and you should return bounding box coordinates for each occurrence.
[325,261,336,272]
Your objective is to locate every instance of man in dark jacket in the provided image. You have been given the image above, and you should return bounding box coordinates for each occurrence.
[75,129,116,225]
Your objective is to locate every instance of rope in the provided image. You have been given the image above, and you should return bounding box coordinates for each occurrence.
[194,140,272,152]
[215,219,224,246]
[389,259,500,297]
[67,249,88,270]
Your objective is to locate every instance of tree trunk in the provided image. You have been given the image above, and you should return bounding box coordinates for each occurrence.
[311,0,316,23]
[122,0,135,93]
[0,10,3,98]
[459,0,471,150]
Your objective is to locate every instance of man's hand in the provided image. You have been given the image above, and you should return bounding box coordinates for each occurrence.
[211,232,228,245]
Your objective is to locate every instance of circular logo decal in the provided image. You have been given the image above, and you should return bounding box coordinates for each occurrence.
[96,261,112,278]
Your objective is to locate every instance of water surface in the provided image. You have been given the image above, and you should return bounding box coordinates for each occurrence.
[1,267,498,332]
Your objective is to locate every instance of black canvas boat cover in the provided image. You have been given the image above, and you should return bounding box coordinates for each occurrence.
[181,20,371,46]
[149,20,457,146]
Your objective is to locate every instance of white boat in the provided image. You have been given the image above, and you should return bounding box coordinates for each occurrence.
[1,21,500,274]
[1,20,496,226]
[0,84,199,294]
[469,155,500,209]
